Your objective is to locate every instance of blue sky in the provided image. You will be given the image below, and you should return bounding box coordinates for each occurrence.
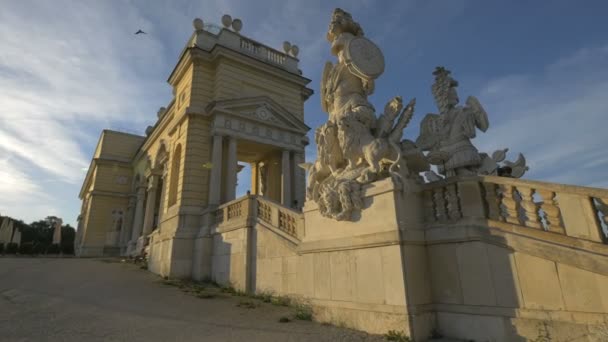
[1,0,607,226]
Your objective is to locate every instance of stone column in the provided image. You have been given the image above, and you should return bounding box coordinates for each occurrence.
[129,185,146,245]
[224,136,238,202]
[281,150,291,206]
[292,152,305,209]
[157,166,169,227]
[250,162,258,194]
[208,135,224,205]
[142,175,159,236]
[120,197,136,247]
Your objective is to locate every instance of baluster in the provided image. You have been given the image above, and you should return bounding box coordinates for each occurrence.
[423,190,436,223]
[500,184,521,225]
[597,198,608,225]
[434,187,448,222]
[446,184,461,220]
[517,186,542,229]
[483,182,502,221]
[536,189,565,234]
[596,198,608,242]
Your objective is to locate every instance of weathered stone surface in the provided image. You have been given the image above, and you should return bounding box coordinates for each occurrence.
[515,253,565,310]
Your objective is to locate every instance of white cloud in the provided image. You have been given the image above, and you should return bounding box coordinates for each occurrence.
[474,44,608,188]
[1,0,605,228]
[0,1,170,224]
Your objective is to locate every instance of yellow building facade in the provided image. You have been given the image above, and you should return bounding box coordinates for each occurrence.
[76,20,312,278]
[74,14,608,341]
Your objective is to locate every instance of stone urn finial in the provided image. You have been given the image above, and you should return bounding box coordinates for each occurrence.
[221,14,232,28]
[232,18,243,32]
[283,41,292,53]
[290,45,299,57]
[193,18,204,31]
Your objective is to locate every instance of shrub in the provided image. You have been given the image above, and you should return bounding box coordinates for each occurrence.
[47,243,61,254]
[271,295,291,306]
[33,243,48,255]
[61,243,74,255]
[0,243,4,254]
[6,243,19,254]
[236,300,258,309]
[384,330,412,342]
[293,302,313,321]
[19,242,35,255]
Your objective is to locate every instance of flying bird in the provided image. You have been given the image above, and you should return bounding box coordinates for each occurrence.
[134,29,146,35]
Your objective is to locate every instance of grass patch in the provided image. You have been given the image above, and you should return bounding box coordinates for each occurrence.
[236,300,259,309]
[220,285,237,295]
[253,291,274,303]
[384,330,411,342]
[270,295,290,306]
[293,302,313,321]
[195,292,215,299]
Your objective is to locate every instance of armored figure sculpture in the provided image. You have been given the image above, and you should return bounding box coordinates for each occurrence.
[303,8,428,221]
[417,67,528,179]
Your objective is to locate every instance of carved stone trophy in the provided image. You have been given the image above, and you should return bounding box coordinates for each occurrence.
[302,8,428,221]
[416,67,529,180]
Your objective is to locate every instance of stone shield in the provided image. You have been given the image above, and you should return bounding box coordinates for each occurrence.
[344,36,385,80]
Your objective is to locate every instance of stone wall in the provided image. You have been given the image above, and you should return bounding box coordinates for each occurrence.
[200,176,608,341]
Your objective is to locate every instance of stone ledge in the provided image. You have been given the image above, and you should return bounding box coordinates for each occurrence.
[255,220,300,246]
[425,224,608,277]
[297,230,425,254]
[309,297,406,315]
[432,302,608,324]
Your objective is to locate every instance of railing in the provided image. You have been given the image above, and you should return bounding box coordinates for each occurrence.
[422,175,608,244]
[257,197,303,239]
[239,38,261,55]
[212,195,303,240]
[239,37,286,66]
[266,49,286,65]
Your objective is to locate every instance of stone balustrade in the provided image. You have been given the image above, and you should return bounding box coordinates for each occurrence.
[212,194,304,239]
[213,195,253,227]
[238,36,288,67]
[422,175,608,244]
[256,197,303,239]
[194,27,297,73]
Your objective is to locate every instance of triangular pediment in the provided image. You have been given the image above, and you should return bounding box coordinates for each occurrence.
[206,96,310,133]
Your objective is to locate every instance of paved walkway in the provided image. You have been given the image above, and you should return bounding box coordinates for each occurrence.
[0,258,385,342]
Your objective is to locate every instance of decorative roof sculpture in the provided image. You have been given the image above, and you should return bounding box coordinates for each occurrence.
[303,8,529,221]
[302,8,427,221]
[417,67,528,180]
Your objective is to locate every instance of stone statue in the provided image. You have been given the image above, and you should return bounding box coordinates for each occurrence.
[417,67,528,180]
[112,210,124,232]
[258,162,267,196]
[52,218,62,245]
[303,8,428,221]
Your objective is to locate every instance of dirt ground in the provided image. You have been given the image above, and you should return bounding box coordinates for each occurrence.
[0,257,388,342]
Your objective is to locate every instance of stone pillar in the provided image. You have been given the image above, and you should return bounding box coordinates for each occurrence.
[208,135,224,205]
[250,162,258,194]
[129,185,146,245]
[142,175,159,236]
[281,150,291,206]
[225,136,238,202]
[292,152,305,209]
[157,166,169,226]
[120,197,136,248]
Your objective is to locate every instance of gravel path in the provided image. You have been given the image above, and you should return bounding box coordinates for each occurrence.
[0,257,386,342]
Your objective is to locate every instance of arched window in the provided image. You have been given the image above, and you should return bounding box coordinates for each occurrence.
[168,144,181,207]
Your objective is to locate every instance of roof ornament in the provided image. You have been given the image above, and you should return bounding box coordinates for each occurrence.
[221,14,232,28]
[283,41,291,53]
[193,18,204,31]
[231,18,243,33]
